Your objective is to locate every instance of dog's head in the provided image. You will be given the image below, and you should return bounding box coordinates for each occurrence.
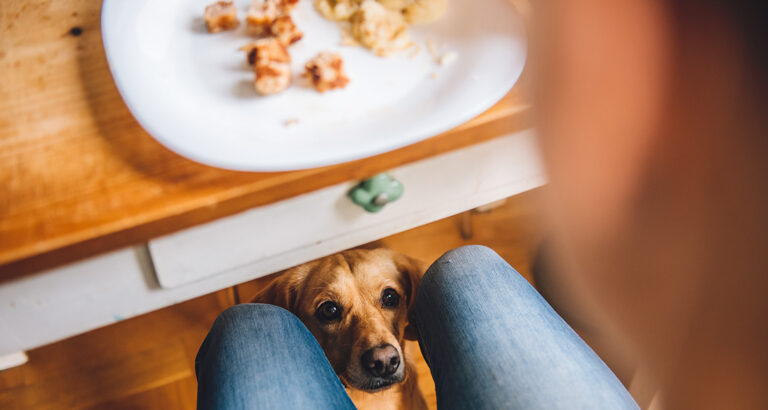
[252,248,424,391]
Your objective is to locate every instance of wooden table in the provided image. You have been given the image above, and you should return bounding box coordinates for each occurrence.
[0,0,532,280]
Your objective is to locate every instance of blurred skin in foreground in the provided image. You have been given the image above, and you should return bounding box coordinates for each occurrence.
[533,0,768,408]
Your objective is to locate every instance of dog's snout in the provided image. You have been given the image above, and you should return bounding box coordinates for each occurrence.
[361,344,400,377]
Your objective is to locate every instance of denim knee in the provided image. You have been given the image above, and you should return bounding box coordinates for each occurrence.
[416,245,531,311]
[204,304,306,352]
[217,303,295,321]
[421,245,507,288]
[434,245,503,267]
[214,303,301,332]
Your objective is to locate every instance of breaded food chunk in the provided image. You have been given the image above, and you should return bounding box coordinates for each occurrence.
[351,0,410,57]
[303,51,350,92]
[403,0,447,24]
[247,0,301,35]
[246,1,279,36]
[271,16,304,45]
[279,0,300,13]
[204,1,240,33]
[240,39,292,95]
[255,62,292,95]
[240,38,291,65]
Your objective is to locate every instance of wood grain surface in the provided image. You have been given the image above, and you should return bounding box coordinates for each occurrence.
[0,0,532,278]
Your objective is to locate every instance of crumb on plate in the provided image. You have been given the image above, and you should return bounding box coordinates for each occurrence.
[408,43,421,58]
[438,50,457,66]
[425,38,438,59]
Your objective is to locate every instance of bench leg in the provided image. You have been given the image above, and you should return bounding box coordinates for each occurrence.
[459,211,474,240]
[216,286,242,310]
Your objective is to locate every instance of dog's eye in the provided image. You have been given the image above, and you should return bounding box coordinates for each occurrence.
[316,301,342,322]
[381,288,400,308]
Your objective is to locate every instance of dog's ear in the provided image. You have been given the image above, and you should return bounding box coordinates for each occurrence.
[251,265,310,312]
[394,252,427,341]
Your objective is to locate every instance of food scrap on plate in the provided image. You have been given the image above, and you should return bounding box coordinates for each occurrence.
[241,39,292,95]
[205,0,351,95]
[304,52,350,92]
[246,0,300,37]
[315,0,447,56]
[270,16,304,45]
[204,1,240,33]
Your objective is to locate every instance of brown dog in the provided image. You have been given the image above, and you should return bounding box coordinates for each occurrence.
[252,248,428,410]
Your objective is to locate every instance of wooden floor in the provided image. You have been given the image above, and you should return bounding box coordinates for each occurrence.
[0,189,546,410]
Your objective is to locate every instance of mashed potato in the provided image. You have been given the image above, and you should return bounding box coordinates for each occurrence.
[403,0,447,24]
[377,0,413,11]
[350,1,410,56]
[314,0,447,56]
[313,0,364,20]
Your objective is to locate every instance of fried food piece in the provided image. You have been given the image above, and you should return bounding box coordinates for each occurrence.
[279,0,300,13]
[255,62,292,95]
[351,0,410,57]
[271,16,304,45]
[314,0,364,21]
[246,0,280,35]
[240,38,291,65]
[247,0,301,35]
[303,51,350,92]
[204,1,240,33]
[403,0,447,24]
[240,39,293,95]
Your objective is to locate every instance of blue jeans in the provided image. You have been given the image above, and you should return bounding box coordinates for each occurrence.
[196,246,638,409]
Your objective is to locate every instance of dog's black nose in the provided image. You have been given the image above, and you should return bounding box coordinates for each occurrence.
[361,344,400,377]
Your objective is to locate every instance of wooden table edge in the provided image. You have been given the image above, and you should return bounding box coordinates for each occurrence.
[0,101,533,281]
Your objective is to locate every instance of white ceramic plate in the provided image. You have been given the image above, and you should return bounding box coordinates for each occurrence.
[101,0,526,171]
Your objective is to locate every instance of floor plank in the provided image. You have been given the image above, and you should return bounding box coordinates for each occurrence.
[85,377,197,410]
[0,340,191,410]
